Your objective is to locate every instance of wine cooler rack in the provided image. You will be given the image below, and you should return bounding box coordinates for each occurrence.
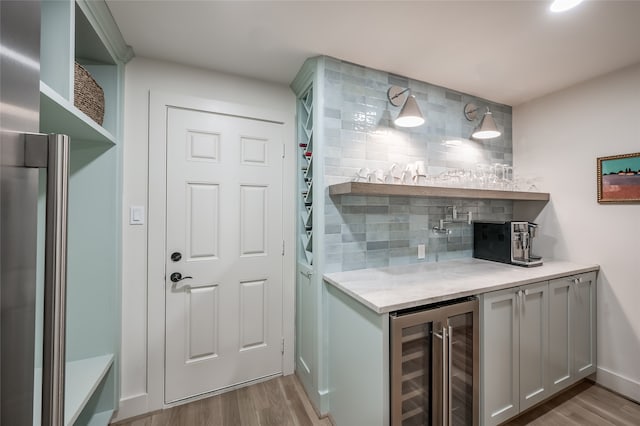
[298,85,314,265]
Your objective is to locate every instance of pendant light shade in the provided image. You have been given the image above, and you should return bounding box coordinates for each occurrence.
[395,95,425,128]
[472,110,501,139]
[464,103,501,140]
[550,0,584,13]
[387,86,425,128]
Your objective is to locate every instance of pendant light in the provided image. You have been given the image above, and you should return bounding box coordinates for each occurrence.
[550,0,584,13]
[464,103,501,140]
[387,86,425,128]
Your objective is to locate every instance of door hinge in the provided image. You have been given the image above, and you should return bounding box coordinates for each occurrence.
[282,240,285,256]
[282,143,285,158]
[281,337,285,354]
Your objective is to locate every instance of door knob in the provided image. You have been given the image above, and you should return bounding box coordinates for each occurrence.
[170,272,192,283]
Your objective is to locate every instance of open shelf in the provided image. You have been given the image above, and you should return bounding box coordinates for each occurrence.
[329,182,550,202]
[65,354,114,426]
[40,82,117,145]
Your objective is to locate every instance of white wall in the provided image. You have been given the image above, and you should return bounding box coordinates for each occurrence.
[513,62,640,402]
[118,57,295,419]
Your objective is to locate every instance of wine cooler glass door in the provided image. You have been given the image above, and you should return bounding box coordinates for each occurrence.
[391,298,479,426]
[392,307,448,426]
[448,312,476,425]
[393,321,434,425]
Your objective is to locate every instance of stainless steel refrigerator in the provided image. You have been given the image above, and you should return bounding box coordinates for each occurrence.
[1,1,69,425]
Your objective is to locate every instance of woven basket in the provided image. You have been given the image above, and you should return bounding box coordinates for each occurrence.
[74,62,105,125]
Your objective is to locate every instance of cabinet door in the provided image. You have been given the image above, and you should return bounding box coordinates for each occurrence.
[548,277,572,394]
[572,271,597,380]
[481,288,519,426]
[296,267,315,390]
[518,282,549,411]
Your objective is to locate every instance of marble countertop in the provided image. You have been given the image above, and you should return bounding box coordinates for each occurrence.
[323,258,599,314]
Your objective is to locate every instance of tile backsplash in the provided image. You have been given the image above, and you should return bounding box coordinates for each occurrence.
[318,57,514,273]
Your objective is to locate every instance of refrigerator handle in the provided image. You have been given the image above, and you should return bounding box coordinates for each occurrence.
[27,133,70,426]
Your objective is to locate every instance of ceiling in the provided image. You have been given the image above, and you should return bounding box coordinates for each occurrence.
[106,0,640,106]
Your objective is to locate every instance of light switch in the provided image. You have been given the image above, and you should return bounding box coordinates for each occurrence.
[130,206,145,225]
[418,243,426,259]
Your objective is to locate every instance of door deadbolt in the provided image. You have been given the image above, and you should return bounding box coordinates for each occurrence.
[170,252,182,262]
[170,272,192,283]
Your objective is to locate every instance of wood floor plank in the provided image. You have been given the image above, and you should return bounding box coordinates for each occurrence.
[111,374,330,426]
[279,376,314,426]
[192,394,224,426]
[114,377,640,426]
[236,385,261,425]
[576,392,639,425]
[220,390,242,425]
[256,379,296,426]
[504,381,640,426]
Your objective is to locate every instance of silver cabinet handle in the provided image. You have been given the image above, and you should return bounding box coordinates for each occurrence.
[447,324,453,426]
[433,328,447,426]
[517,289,523,312]
[442,326,448,426]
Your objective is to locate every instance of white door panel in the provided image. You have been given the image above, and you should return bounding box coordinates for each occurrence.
[165,107,284,403]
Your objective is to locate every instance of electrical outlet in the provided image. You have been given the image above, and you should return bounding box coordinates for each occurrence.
[418,243,426,260]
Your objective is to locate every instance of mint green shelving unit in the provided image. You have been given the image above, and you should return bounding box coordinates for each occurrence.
[39,1,133,424]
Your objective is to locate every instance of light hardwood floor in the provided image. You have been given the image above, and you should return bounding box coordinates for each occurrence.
[505,380,640,425]
[113,377,640,426]
[111,374,332,426]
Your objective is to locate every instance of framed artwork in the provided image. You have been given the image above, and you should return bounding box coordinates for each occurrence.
[597,152,640,203]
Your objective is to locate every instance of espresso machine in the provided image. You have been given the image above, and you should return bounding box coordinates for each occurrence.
[473,221,543,267]
[511,222,543,267]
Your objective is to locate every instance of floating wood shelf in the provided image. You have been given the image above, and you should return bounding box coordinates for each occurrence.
[329,182,550,202]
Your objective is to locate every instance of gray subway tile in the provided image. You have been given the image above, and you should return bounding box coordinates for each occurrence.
[367,241,390,251]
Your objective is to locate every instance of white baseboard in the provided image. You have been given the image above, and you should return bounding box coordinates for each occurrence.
[596,366,640,403]
[318,388,330,417]
[111,393,149,423]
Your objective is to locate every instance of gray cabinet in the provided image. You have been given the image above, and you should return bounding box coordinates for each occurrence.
[481,287,519,425]
[482,272,596,426]
[548,277,572,393]
[518,282,549,411]
[481,281,548,426]
[548,271,597,394]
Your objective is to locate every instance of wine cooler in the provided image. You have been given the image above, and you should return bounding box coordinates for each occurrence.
[390,297,479,426]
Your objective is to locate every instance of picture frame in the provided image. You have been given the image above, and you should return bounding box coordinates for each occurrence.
[597,152,640,203]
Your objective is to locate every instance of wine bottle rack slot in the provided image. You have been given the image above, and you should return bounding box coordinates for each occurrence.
[298,85,314,265]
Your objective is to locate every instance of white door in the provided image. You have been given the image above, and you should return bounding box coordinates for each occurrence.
[164,106,284,403]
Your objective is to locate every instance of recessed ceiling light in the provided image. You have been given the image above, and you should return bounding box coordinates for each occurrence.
[550,0,584,13]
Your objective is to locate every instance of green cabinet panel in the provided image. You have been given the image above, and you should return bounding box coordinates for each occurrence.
[39,1,130,424]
